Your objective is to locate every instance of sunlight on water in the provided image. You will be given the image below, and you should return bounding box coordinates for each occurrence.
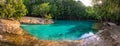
[80,32,95,39]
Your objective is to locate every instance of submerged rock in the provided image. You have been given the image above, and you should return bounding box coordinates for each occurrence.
[20,17,54,24]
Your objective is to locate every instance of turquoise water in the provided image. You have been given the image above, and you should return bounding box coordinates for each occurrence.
[21,20,96,41]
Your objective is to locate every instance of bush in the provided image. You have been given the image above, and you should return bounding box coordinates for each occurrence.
[32,3,50,18]
[44,14,52,20]
[0,0,27,19]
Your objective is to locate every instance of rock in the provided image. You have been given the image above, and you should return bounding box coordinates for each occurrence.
[1,19,120,46]
[108,26,120,44]
[14,28,24,35]
[20,17,54,24]
[0,35,3,39]
[82,25,120,46]
[0,19,23,35]
[107,22,117,26]
[103,22,117,27]
[4,35,25,45]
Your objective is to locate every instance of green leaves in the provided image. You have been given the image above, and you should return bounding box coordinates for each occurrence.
[32,3,50,17]
[0,0,27,19]
[24,0,88,19]
[23,0,120,22]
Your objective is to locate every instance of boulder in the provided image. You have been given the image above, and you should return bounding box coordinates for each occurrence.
[0,19,23,35]
[107,22,117,26]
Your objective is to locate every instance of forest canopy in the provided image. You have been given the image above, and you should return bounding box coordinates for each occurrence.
[0,0,120,23]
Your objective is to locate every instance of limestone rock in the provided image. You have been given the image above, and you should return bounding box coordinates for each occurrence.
[82,25,120,46]
[0,19,23,35]
[20,17,54,24]
[0,35,3,39]
[107,22,117,26]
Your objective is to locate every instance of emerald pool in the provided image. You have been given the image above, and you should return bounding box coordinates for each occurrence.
[21,20,97,41]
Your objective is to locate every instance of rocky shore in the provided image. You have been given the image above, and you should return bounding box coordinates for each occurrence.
[82,22,120,46]
[0,19,23,35]
[20,17,54,24]
[0,19,83,46]
[0,18,120,46]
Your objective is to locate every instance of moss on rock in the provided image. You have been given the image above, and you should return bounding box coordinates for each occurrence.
[92,23,103,30]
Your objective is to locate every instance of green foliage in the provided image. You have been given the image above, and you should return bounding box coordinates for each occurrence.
[24,0,87,20]
[48,0,87,19]
[23,0,120,23]
[45,14,52,20]
[92,0,120,21]
[49,4,58,18]
[23,0,43,15]
[32,3,50,17]
[0,0,27,19]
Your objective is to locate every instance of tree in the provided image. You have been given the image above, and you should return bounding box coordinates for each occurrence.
[24,0,88,20]
[32,3,51,18]
[49,4,58,19]
[92,0,120,22]
[0,0,27,19]
[45,0,87,20]
[85,7,96,20]
[23,0,43,15]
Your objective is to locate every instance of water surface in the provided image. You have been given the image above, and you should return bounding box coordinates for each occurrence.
[21,20,96,41]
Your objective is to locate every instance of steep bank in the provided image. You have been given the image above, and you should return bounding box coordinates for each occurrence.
[20,17,54,24]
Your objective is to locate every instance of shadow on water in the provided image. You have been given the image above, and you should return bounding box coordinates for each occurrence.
[50,20,95,27]
[67,24,97,38]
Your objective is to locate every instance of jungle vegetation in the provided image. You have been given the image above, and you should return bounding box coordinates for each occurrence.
[0,0,120,24]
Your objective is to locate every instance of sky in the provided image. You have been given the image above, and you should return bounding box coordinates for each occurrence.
[75,0,93,6]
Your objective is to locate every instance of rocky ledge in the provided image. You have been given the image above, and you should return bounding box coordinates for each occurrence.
[0,19,83,46]
[0,19,23,35]
[82,22,120,46]
[0,19,120,46]
[20,17,54,24]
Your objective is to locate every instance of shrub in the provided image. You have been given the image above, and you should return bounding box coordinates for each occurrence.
[0,0,27,19]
